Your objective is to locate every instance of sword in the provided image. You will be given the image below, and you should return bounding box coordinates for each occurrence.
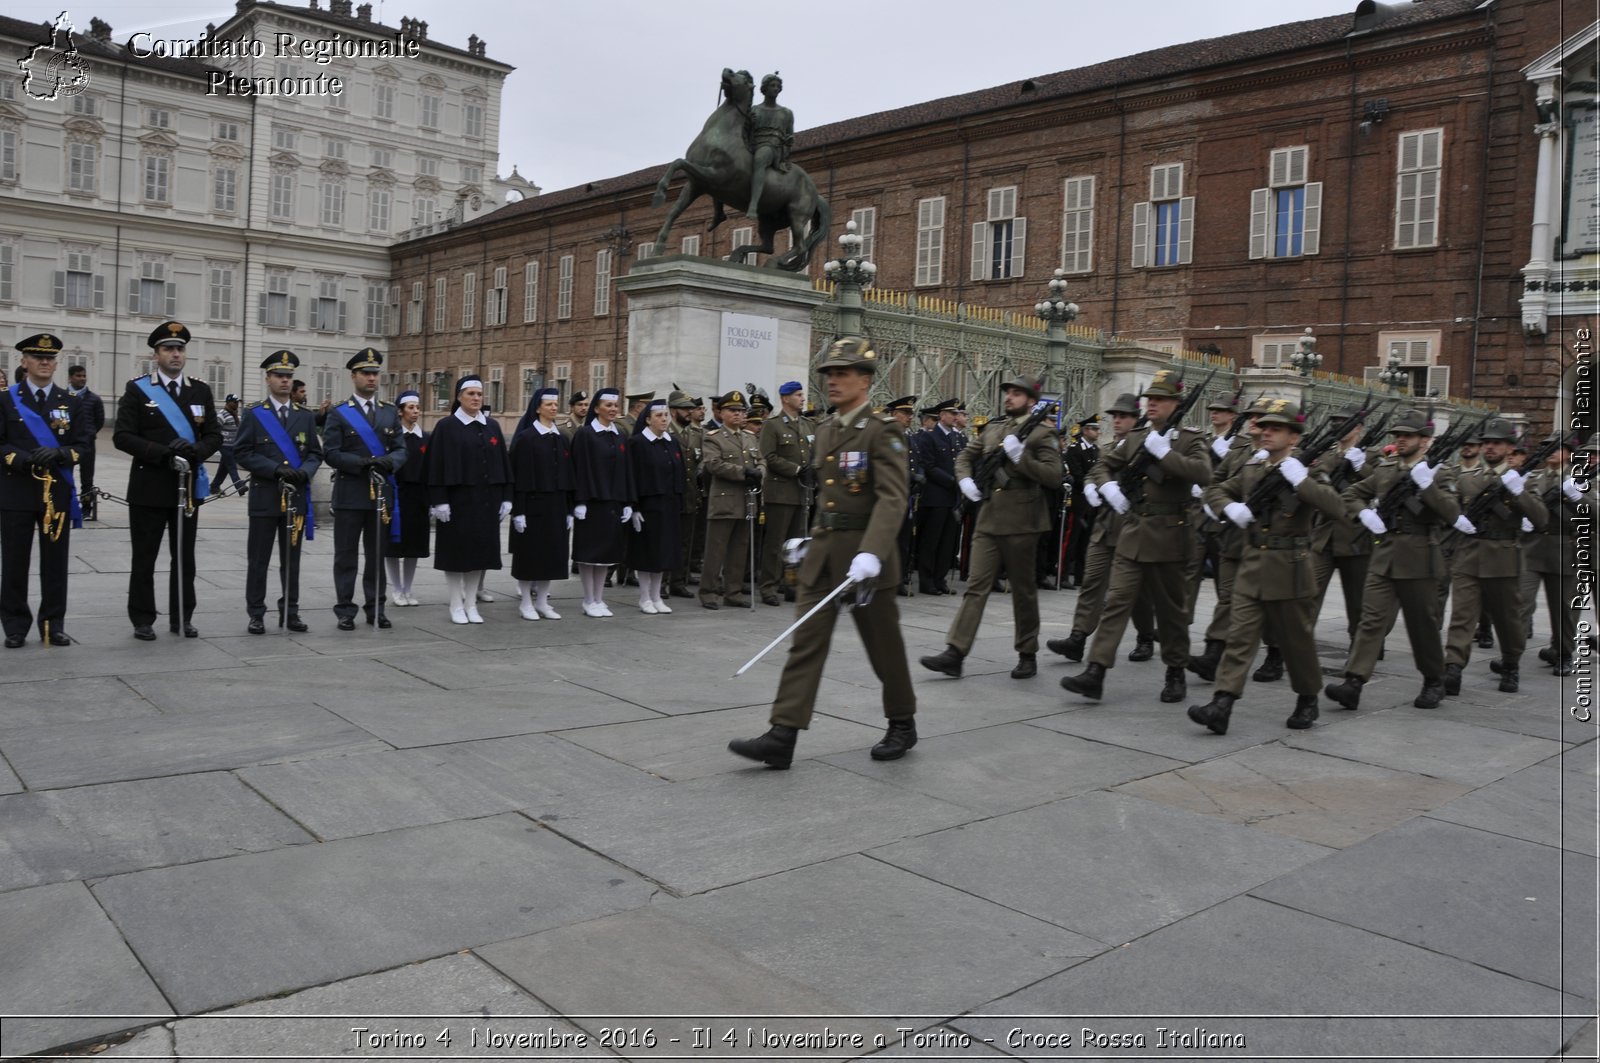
[733,575,858,677]
[172,455,189,630]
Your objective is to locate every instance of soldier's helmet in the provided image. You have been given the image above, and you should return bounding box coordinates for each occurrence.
[1254,398,1308,432]
[1141,370,1184,399]
[1477,416,1517,442]
[1388,409,1435,436]
[817,336,879,374]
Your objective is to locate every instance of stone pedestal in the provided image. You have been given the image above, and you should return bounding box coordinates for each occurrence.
[616,255,829,400]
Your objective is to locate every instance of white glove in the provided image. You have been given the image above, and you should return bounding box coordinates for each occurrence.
[1278,456,1308,488]
[1252,449,1268,464]
[566,515,574,531]
[1002,435,1024,464]
[1142,429,1172,460]
[498,501,512,521]
[429,504,451,523]
[783,537,809,566]
[1223,501,1255,527]
[573,504,588,520]
[1211,436,1230,460]
[1521,517,1534,533]
[1409,462,1436,489]
[1100,480,1130,514]
[512,515,526,533]
[1190,483,1204,499]
[620,505,633,523]
[1084,482,1102,507]
[630,511,643,531]
[1453,514,1477,535]
[1344,447,1366,471]
[1499,469,1524,496]
[958,476,982,503]
[1564,478,1586,502]
[1202,503,1217,521]
[846,551,881,582]
[1359,509,1387,535]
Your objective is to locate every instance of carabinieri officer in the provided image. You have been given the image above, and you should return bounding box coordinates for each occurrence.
[233,351,323,634]
[1,333,90,647]
[321,348,407,630]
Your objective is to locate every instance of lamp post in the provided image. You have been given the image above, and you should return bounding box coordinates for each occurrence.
[1034,269,1080,398]
[822,219,877,337]
[1289,327,1323,377]
[1378,351,1409,393]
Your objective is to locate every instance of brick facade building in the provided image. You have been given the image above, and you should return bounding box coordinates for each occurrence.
[386,0,1596,434]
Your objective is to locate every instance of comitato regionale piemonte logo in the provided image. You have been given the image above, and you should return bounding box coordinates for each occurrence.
[18,11,92,101]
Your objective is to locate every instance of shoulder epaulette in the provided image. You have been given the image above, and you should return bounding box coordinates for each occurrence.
[878,412,897,424]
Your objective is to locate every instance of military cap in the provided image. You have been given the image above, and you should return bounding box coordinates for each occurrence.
[817,335,879,373]
[1077,414,1100,427]
[346,348,384,372]
[719,389,749,411]
[972,415,990,430]
[1105,393,1141,415]
[1141,370,1186,399]
[149,321,191,348]
[1460,430,1482,445]
[667,390,697,409]
[1207,393,1238,411]
[951,399,968,414]
[748,390,773,413]
[568,390,588,406]
[261,349,300,373]
[1254,397,1308,430]
[1477,416,1517,442]
[1388,408,1435,436]
[624,391,655,404]
[224,393,240,403]
[778,380,804,396]
[999,376,1041,400]
[15,333,63,356]
[886,395,918,412]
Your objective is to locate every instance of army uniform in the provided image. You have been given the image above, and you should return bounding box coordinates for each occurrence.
[1188,426,1262,679]
[699,391,764,608]
[1308,427,1377,640]
[924,381,1062,678]
[884,396,921,594]
[757,390,814,604]
[1063,372,1212,702]
[912,399,963,593]
[1521,444,1592,673]
[667,391,703,597]
[233,351,324,633]
[1441,418,1548,692]
[555,391,589,439]
[1189,402,1347,734]
[1325,410,1461,710]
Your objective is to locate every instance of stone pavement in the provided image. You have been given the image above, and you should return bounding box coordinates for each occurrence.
[0,445,1594,1061]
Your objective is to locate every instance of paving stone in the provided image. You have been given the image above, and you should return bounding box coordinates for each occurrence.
[122,657,420,713]
[0,633,240,682]
[1113,744,1473,848]
[0,755,20,795]
[318,684,661,748]
[0,771,312,889]
[820,723,1182,816]
[815,670,1071,736]
[90,813,655,1013]
[954,895,1584,1062]
[0,881,173,1059]
[1434,682,1599,744]
[1281,712,1567,786]
[431,733,672,804]
[538,763,978,895]
[0,675,160,730]
[667,854,1105,1015]
[1025,701,1278,763]
[0,702,389,789]
[1252,816,1598,1000]
[94,1025,175,1059]
[558,706,885,780]
[872,790,1330,945]
[1426,761,1597,856]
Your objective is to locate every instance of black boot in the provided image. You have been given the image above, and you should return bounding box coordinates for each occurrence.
[728,724,799,769]
[1497,661,1519,693]
[1252,646,1285,683]
[919,646,965,678]
[1475,622,1493,649]
[1324,675,1365,711]
[1538,645,1558,665]
[1047,630,1087,662]
[1442,663,1463,696]
[1186,639,1223,681]
[1488,658,1505,674]
[1414,679,1445,709]
[870,718,918,761]
[1286,693,1320,730]
[1127,635,1156,662]
[919,577,940,596]
[1554,656,1575,677]
[1011,653,1037,679]
[1159,666,1187,703]
[1187,692,1235,735]
[1060,661,1105,700]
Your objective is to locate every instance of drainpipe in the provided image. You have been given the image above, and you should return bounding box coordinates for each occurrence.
[1466,6,1497,402]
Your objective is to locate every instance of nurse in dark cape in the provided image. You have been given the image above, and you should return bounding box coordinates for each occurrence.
[426,376,511,624]
[509,387,573,620]
[627,399,685,614]
[384,389,430,606]
[569,387,635,617]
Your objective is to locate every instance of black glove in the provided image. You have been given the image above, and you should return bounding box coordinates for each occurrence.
[289,467,311,486]
[743,467,762,487]
[362,455,380,470]
[372,455,395,474]
[30,446,64,467]
[911,469,927,487]
[275,466,297,482]
[169,439,198,463]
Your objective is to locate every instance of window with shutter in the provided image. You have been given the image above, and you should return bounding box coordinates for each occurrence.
[1249,147,1320,260]
[915,196,945,287]
[0,241,13,302]
[1061,176,1094,273]
[680,235,700,256]
[1394,129,1442,249]
[523,261,539,322]
[262,271,293,328]
[974,185,1024,280]
[1374,331,1444,395]
[1135,164,1193,268]
[461,272,476,329]
[594,250,611,316]
[729,227,753,259]
[408,281,424,334]
[434,277,447,331]
[849,208,876,262]
[208,263,235,322]
[557,255,573,319]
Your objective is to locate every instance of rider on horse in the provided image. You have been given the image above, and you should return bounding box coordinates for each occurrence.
[745,73,794,219]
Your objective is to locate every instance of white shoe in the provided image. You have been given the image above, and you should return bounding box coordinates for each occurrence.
[449,606,469,625]
[653,599,673,614]
[466,606,485,624]
[404,594,420,606]
[597,602,613,617]
[391,590,407,606]
[582,602,603,618]
[519,602,539,620]
[536,604,561,620]
[476,590,495,603]
[640,600,658,615]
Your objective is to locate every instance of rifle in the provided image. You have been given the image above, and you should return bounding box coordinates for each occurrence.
[1373,411,1491,525]
[1462,434,1572,526]
[971,399,1054,500]
[1117,367,1218,503]
[1241,393,1372,518]
[1222,385,1247,438]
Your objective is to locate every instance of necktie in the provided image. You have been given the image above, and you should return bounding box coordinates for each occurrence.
[363,400,373,421]
[34,388,46,407]
[278,405,288,426]
[167,381,180,402]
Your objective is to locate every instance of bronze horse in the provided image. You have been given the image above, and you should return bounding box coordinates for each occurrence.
[651,68,831,272]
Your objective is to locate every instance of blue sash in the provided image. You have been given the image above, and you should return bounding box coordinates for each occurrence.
[331,403,400,542]
[251,406,316,541]
[9,385,82,529]
[134,377,212,498]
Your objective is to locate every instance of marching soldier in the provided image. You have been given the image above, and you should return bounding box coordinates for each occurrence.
[667,391,703,599]
[1324,408,1461,711]
[729,337,917,767]
[1047,394,1158,663]
[1308,408,1376,643]
[65,362,104,519]
[1061,415,1101,588]
[1440,416,1547,694]
[1186,395,1258,682]
[1440,429,1492,645]
[920,377,1062,679]
[322,349,407,630]
[1520,438,1592,675]
[1061,371,1212,703]
[1187,401,1348,734]
[757,381,814,605]
[1,334,89,647]
[113,321,221,640]
[699,390,764,609]
[233,351,323,634]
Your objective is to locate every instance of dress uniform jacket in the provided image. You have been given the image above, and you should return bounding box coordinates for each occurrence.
[1309,449,1374,556]
[0,385,88,513]
[0,383,91,640]
[1089,422,1212,562]
[702,424,764,519]
[1450,461,1547,578]
[759,413,814,506]
[233,401,324,515]
[112,374,222,505]
[321,398,407,510]
[914,427,960,508]
[675,423,704,515]
[1204,456,1346,600]
[1341,458,1461,579]
[807,407,910,587]
[955,416,1062,535]
[1522,466,1588,574]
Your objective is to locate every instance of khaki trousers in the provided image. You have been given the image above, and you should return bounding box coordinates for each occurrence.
[946,530,1040,655]
[1312,550,1369,639]
[1216,593,1323,696]
[758,501,806,597]
[1445,572,1525,667]
[1072,538,1155,639]
[1343,572,1444,682]
[1088,554,1190,670]
[700,517,752,603]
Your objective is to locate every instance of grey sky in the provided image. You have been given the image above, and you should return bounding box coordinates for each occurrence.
[63,0,1349,193]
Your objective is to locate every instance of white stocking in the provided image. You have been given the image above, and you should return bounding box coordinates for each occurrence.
[444,572,465,610]
[518,580,534,609]
[533,580,551,609]
[384,557,401,592]
[401,558,418,594]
